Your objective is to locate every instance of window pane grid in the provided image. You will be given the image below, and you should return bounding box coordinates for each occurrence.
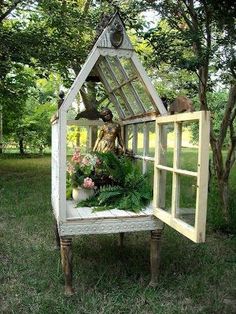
[154,111,210,243]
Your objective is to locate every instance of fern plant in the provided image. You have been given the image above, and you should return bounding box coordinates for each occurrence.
[78,153,153,213]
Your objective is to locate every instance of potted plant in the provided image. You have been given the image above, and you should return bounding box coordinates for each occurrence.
[67,149,101,202]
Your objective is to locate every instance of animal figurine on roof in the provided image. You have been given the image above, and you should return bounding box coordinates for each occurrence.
[169,96,194,115]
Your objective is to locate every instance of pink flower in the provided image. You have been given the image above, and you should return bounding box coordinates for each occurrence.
[67,162,75,175]
[71,150,81,163]
[82,177,95,189]
[82,157,90,166]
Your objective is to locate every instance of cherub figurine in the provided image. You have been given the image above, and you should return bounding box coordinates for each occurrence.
[93,108,125,154]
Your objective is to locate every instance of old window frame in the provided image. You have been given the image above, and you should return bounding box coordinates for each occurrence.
[153,111,210,243]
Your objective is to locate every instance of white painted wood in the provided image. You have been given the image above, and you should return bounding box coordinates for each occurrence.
[194,111,210,242]
[96,14,133,51]
[60,48,100,112]
[153,111,210,243]
[59,216,163,236]
[58,109,67,222]
[153,123,161,209]
[153,208,196,242]
[142,122,149,173]
[98,48,133,58]
[159,125,168,209]
[121,113,158,125]
[66,201,154,221]
[132,124,137,154]
[51,122,60,220]
[156,165,198,177]
[109,76,138,93]
[134,155,155,161]
[156,111,202,124]
[131,53,167,115]
[67,119,104,126]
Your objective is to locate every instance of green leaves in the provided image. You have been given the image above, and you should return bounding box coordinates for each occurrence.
[79,153,153,213]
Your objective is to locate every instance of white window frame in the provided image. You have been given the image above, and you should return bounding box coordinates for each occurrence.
[153,111,210,243]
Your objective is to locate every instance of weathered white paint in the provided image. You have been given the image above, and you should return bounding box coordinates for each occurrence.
[60,48,100,112]
[96,14,133,51]
[51,121,60,219]
[67,119,104,126]
[194,111,210,242]
[98,47,133,58]
[121,113,158,125]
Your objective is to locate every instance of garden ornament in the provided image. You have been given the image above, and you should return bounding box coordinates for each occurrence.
[169,96,194,114]
[93,108,125,153]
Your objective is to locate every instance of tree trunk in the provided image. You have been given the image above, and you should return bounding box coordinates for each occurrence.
[218,179,229,222]
[0,104,3,154]
[19,137,25,155]
[198,65,209,110]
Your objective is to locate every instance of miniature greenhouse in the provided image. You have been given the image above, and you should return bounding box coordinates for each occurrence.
[51,13,210,294]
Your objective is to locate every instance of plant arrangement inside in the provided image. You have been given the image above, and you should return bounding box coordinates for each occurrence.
[66,150,152,213]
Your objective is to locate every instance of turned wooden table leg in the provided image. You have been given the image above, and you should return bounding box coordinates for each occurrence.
[149,229,163,287]
[60,237,74,295]
[54,220,60,249]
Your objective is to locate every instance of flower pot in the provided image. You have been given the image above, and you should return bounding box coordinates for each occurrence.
[72,186,94,202]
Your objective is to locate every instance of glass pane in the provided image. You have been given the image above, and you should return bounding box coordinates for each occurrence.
[114,90,131,116]
[132,80,153,112]
[159,123,174,168]
[137,123,144,155]
[122,85,142,115]
[106,56,126,85]
[176,175,196,227]
[119,57,137,78]
[99,60,117,89]
[180,121,199,172]
[155,170,172,213]
[126,125,133,151]
[147,121,155,157]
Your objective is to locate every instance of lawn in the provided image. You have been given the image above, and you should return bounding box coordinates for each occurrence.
[0,154,236,313]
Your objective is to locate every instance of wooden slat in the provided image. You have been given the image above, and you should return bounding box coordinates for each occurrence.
[153,208,196,242]
[58,110,67,221]
[134,155,155,161]
[156,111,203,124]
[156,165,198,177]
[195,111,210,242]
[67,119,104,126]
[61,48,100,112]
[132,124,137,154]
[109,76,138,93]
[142,123,149,173]
[121,112,157,125]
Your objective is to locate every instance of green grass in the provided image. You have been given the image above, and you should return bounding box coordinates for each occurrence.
[1,154,236,313]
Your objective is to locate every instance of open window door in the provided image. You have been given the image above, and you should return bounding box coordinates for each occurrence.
[153,111,210,243]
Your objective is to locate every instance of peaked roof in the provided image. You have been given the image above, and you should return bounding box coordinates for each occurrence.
[60,12,167,118]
